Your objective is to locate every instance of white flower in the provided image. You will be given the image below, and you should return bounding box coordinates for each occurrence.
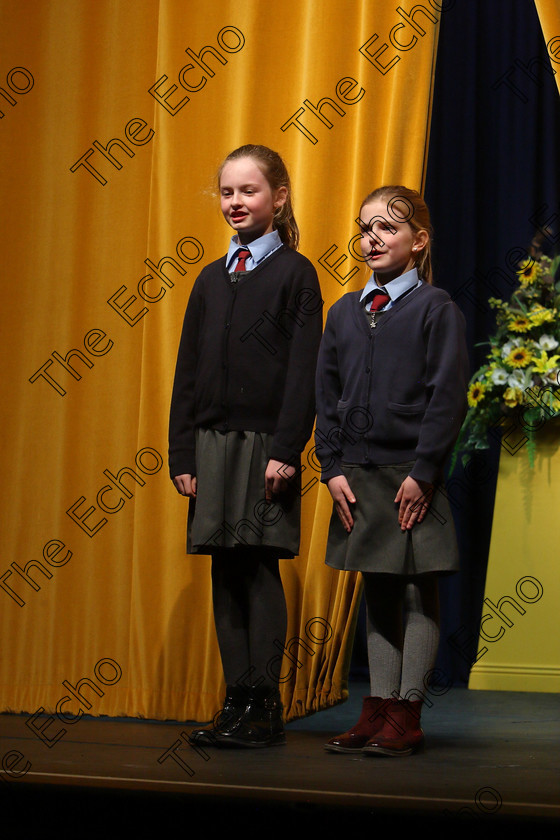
[507,369,533,389]
[544,367,560,386]
[537,334,559,352]
[490,368,509,385]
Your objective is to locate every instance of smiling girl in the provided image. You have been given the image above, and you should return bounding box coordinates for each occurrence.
[315,185,469,757]
[169,145,322,747]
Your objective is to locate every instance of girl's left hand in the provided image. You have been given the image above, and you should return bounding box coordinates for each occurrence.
[394,476,433,531]
[265,459,296,501]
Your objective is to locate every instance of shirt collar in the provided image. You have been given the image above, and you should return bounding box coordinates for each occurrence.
[226,230,282,270]
[359,267,421,302]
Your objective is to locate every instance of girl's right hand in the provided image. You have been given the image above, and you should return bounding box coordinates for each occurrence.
[327,475,355,533]
[173,474,197,498]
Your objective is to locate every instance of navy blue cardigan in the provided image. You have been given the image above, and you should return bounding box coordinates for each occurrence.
[315,282,469,485]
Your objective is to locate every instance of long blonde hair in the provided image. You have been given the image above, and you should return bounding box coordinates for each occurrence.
[360,185,434,284]
[218,145,300,250]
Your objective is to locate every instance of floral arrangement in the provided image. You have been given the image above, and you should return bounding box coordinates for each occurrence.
[452,250,560,468]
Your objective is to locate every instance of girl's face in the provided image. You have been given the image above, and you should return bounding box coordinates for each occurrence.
[359,198,428,285]
[220,157,287,245]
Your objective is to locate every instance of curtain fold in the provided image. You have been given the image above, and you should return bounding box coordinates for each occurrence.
[535,0,560,94]
[0,0,440,724]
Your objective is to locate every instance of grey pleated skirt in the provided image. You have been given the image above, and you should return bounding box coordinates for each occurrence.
[325,462,459,576]
[186,428,301,558]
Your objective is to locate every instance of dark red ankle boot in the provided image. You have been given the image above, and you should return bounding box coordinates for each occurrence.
[324,696,387,753]
[362,698,424,756]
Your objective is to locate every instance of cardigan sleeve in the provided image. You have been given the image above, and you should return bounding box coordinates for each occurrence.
[409,298,469,484]
[168,275,203,478]
[268,257,324,465]
[314,303,346,482]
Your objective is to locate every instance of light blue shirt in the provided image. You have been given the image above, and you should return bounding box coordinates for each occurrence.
[226,230,283,272]
[359,267,421,310]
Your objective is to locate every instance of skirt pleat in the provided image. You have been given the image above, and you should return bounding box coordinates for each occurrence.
[325,463,459,576]
[187,428,301,558]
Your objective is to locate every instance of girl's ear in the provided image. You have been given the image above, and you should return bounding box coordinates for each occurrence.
[274,185,288,209]
[412,229,429,253]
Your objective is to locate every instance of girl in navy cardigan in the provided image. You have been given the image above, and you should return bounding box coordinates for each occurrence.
[315,186,469,756]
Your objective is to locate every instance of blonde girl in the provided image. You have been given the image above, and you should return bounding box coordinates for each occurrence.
[315,186,469,756]
[169,145,322,748]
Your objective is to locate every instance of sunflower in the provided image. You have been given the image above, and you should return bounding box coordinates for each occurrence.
[467,382,487,406]
[452,249,560,471]
[517,258,541,286]
[505,346,533,368]
[508,314,531,332]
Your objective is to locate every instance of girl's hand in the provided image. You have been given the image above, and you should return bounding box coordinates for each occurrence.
[327,475,356,533]
[173,474,197,498]
[265,459,296,501]
[395,476,433,531]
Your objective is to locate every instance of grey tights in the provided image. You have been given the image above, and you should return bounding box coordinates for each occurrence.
[362,572,440,699]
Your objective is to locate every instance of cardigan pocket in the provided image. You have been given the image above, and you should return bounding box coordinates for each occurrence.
[388,401,425,415]
[383,401,425,443]
[336,398,350,418]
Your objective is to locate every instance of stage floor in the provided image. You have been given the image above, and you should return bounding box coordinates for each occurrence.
[1,683,558,832]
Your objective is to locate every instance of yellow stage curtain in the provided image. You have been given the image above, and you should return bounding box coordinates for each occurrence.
[535,0,560,94]
[0,0,441,726]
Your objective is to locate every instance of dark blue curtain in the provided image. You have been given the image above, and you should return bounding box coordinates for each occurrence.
[351,0,560,687]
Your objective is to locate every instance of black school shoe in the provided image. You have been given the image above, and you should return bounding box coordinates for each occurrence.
[188,685,250,745]
[211,684,286,748]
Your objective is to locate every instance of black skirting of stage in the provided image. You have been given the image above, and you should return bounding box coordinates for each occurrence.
[2,683,559,834]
